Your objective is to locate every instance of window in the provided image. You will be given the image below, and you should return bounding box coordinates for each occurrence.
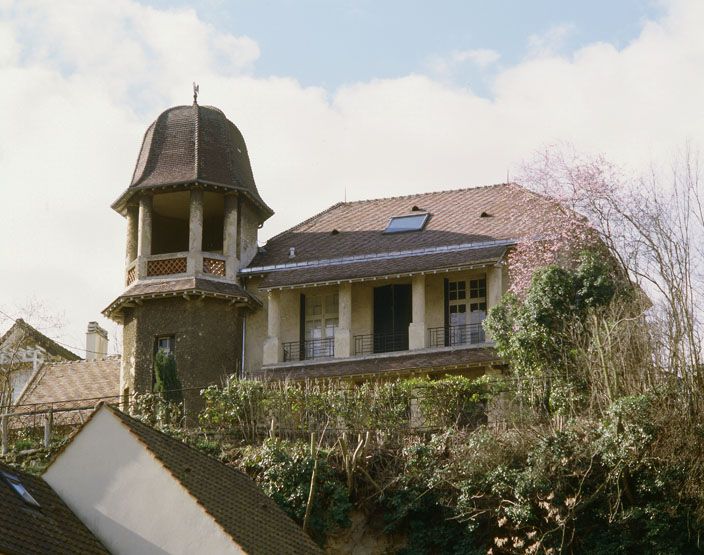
[155,336,174,355]
[1,471,40,508]
[304,293,338,357]
[447,276,487,345]
[384,213,429,233]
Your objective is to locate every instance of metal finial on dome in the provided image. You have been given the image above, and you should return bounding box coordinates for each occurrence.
[193,82,199,104]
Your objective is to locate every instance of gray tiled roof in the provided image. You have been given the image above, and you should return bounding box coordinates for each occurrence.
[247,183,556,286]
[103,276,260,319]
[0,319,81,362]
[16,357,120,409]
[258,245,507,288]
[106,405,323,554]
[112,104,273,220]
[0,461,109,554]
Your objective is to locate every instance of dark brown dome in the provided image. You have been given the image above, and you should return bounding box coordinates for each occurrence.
[112,104,272,219]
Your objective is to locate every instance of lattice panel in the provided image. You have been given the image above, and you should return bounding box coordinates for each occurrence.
[203,257,226,276]
[126,266,136,285]
[147,257,187,276]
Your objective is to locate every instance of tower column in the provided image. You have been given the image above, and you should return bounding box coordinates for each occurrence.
[125,204,138,265]
[223,193,239,280]
[263,290,281,364]
[409,274,427,349]
[136,195,153,279]
[335,283,352,358]
[188,190,204,275]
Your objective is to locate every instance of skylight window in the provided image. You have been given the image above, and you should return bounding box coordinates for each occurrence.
[1,471,40,508]
[384,213,429,234]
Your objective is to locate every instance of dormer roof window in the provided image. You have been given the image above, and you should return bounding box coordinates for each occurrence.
[384,213,429,234]
[1,470,41,508]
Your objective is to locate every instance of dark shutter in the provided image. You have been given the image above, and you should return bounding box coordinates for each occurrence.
[393,284,412,351]
[373,285,393,353]
[299,294,306,360]
[443,278,450,347]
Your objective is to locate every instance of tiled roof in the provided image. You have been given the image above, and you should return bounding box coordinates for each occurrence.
[103,276,260,319]
[253,345,501,380]
[259,244,507,289]
[16,357,120,409]
[0,319,80,362]
[247,184,554,286]
[0,461,108,554]
[105,405,323,554]
[112,104,273,220]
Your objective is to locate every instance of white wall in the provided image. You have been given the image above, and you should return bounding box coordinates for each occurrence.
[44,409,243,555]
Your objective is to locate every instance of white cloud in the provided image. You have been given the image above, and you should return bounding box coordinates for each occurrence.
[425,48,500,78]
[526,23,575,58]
[453,48,501,68]
[1,0,704,350]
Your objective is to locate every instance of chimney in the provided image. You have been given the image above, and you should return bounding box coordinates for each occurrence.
[85,322,108,361]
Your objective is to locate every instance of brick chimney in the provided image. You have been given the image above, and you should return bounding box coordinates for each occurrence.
[85,322,108,361]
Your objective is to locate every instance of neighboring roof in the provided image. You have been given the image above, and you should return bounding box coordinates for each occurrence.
[103,276,261,320]
[0,461,109,555]
[259,244,508,289]
[16,357,120,414]
[245,184,556,287]
[101,405,322,554]
[0,319,80,362]
[253,344,501,380]
[112,103,273,220]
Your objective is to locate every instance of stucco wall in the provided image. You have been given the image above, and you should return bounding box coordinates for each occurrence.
[243,267,505,374]
[239,203,260,268]
[243,277,266,375]
[44,409,243,555]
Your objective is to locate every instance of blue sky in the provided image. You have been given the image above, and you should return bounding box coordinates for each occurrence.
[144,0,662,92]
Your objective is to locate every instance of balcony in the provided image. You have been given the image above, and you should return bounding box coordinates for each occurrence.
[283,337,335,362]
[125,252,227,285]
[354,331,409,356]
[428,322,486,348]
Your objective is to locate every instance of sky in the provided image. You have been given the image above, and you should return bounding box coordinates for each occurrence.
[1,0,702,355]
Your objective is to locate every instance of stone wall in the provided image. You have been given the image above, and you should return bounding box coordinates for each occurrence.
[121,297,243,402]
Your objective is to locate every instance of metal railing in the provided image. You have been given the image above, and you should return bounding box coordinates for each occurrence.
[428,322,486,348]
[282,337,335,362]
[354,331,409,355]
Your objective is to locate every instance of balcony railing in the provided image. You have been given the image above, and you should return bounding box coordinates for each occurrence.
[283,337,335,362]
[354,331,409,355]
[428,322,486,348]
[147,255,187,277]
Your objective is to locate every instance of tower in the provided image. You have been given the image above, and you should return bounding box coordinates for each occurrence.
[103,98,273,400]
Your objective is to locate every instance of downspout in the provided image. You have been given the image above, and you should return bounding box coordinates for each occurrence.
[240,314,246,379]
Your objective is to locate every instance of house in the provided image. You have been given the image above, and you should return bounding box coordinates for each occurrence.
[43,403,322,554]
[0,319,81,404]
[15,356,120,425]
[0,460,108,554]
[101,98,566,396]
[242,184,557,380]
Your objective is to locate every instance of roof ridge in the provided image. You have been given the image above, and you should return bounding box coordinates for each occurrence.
[259,183,516,245]
[341,182,515,206]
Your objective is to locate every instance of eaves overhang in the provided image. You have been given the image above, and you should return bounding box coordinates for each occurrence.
[111,180,274,222]
[241,239,515,290]
[102,278,262,322]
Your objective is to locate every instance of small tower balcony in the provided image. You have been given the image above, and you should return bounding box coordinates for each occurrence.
[123,189,240,286]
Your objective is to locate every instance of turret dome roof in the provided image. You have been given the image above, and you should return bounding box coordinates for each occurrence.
[112,103,272,220]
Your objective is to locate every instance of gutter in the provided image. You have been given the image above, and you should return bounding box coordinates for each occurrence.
[240,238,517,276]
